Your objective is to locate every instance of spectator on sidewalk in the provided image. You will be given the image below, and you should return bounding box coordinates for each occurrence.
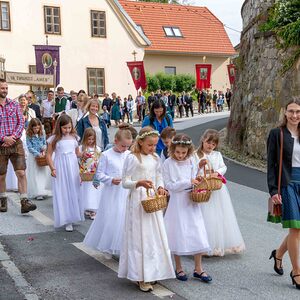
[55,86,70,114]
[168,90,176,119]
[26,91,42,121]
[225,88,232,111]
[177,92,185,118]
[147,92,157,111]
[135,91,146,122]
[102,93,112,113]
[185,92,194,117]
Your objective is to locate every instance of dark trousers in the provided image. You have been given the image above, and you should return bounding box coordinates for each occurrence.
[226,99,231,110]
[137,105,145,121]
[168,106,175,119]
[185,104,193,117]
[178,105,184,118]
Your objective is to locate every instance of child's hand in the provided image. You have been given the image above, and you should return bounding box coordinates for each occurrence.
[191,178,201,186]
[157,187,168,196]
[198,159,207,169]
[93,180,100,189]
[210,172,219,178]
[112,178,122,185]
[51,169,56,178]
[136,180,153,189]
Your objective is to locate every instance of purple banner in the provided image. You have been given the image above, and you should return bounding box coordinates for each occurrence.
[34,45,60,86]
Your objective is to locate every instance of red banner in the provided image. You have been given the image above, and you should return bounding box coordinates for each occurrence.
[127,61,147,90]
[227,64,236,84]
[195,64,212,90]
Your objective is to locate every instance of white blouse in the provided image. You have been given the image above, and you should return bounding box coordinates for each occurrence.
[292,136,300,167]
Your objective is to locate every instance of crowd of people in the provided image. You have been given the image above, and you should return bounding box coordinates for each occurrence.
[0,77,246,293]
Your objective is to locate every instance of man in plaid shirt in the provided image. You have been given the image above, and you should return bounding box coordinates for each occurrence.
[0,78,37,213]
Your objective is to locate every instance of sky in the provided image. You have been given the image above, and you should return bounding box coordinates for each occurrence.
[191,0,243,46]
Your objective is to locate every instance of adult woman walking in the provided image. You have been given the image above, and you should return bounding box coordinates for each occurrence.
[77,99,109,151]
[267,98,300,289]
[142,99,173,155]
[110,93,121,127]
[67,93,89,128]
[19,94,36,129]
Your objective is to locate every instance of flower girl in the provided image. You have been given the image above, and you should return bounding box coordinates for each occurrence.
[78,128,101,219]
[83,129,132,257]
[46,114,84,232]
[118,127,175,292]
[194,129,245,256]
[163,133,212,282]
[26,118,51,200]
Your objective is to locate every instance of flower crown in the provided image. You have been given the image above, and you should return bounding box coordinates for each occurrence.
[136,130,160,140]
[172,140,192,145]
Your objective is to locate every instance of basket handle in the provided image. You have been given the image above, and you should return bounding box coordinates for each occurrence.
[146,186,159,198]
[197,159,212,178]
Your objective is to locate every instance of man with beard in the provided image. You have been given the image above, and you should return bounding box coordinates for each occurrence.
[0,79,37,214]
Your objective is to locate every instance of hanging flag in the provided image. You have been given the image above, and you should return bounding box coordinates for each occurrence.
[127,61,147,90]
[34,45,60,86]
[227,64,236,84]
[195,64,212,90]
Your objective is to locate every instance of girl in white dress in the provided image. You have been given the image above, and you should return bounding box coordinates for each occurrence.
[78,128,101,219]
[118,127,175,292]
[83,129,133,257]
[46,114,84,232]
[195,129,245,256]
[163,133,212,283]
[26,118,51,200]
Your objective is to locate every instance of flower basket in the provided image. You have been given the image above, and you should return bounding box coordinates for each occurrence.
[190,178,211,203]
[80,172,95,182]
[141,187,167,213]
[197,161,222,191]
[35,156,48,167]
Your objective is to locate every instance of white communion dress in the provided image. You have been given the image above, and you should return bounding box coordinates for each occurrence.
[163,157,210,255]
[48,135,84,228]
[194,151,245,256]
[6,161,18,191]
[118,153,175,282]
[83,148,130,255]
[79,145,102,211]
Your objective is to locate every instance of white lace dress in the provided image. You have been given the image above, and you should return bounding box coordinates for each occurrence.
[118,153,175,282]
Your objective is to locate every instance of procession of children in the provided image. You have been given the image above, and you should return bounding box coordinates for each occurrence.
[13,107,245,293]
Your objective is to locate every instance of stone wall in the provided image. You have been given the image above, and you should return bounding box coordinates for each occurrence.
[227,0,300,159]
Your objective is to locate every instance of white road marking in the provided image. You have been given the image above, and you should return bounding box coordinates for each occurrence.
[73,242,175,299]
[0,242,39,300]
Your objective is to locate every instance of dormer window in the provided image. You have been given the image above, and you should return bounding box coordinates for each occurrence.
[163,26,183,37]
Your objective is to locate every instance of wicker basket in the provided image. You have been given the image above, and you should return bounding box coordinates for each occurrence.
[190,178,211,203]
[141,188,167,213]
[35,156,48,167]
[80,172,95,182]
[196,161,222,191]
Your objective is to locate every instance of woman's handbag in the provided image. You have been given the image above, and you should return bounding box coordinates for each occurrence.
[141,187,168,213]
[268,128,283,221]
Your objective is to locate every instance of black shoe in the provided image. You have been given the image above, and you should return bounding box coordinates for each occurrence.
[290,271,300,289]
[269,249,283,275]
[0,197,8,212]
[193,271,212,283]
[21,198,37,214]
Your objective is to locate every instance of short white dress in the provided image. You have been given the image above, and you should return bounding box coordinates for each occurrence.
[163,157,210,255]
[118,153,175,282]
[83,148,130,255]
[79,145,101,211]
[194,151,245,256]
[48,135,84,228]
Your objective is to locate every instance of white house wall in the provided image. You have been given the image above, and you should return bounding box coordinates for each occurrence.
[0,0,144,98]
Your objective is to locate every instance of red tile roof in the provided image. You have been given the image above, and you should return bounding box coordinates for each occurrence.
[119,0,236,56]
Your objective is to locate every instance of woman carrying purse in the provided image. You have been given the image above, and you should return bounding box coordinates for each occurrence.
[267,98,300,289]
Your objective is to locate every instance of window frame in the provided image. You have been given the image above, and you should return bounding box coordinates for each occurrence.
[86,67,105,97]
[165,66,177,75]
[90,10,106,38]
[163,26,183,38]
[44,5,61,35]
[0,1,11,31]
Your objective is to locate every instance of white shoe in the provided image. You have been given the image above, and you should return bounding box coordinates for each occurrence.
[65,224,73,232]
[36,196,44,200]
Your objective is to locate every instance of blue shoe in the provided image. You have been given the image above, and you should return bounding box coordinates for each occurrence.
[175,270,188,281]
[193,271,212,283]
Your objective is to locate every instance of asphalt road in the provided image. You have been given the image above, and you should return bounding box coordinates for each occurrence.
[1,113,298,300]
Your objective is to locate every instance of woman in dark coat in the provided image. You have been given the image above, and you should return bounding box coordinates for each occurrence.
[267,98,300,289]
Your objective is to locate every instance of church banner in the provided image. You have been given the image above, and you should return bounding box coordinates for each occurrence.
[227,64,236,84]
[34,45,60,86]
[195,64,212,90]
[127,61,147,90]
